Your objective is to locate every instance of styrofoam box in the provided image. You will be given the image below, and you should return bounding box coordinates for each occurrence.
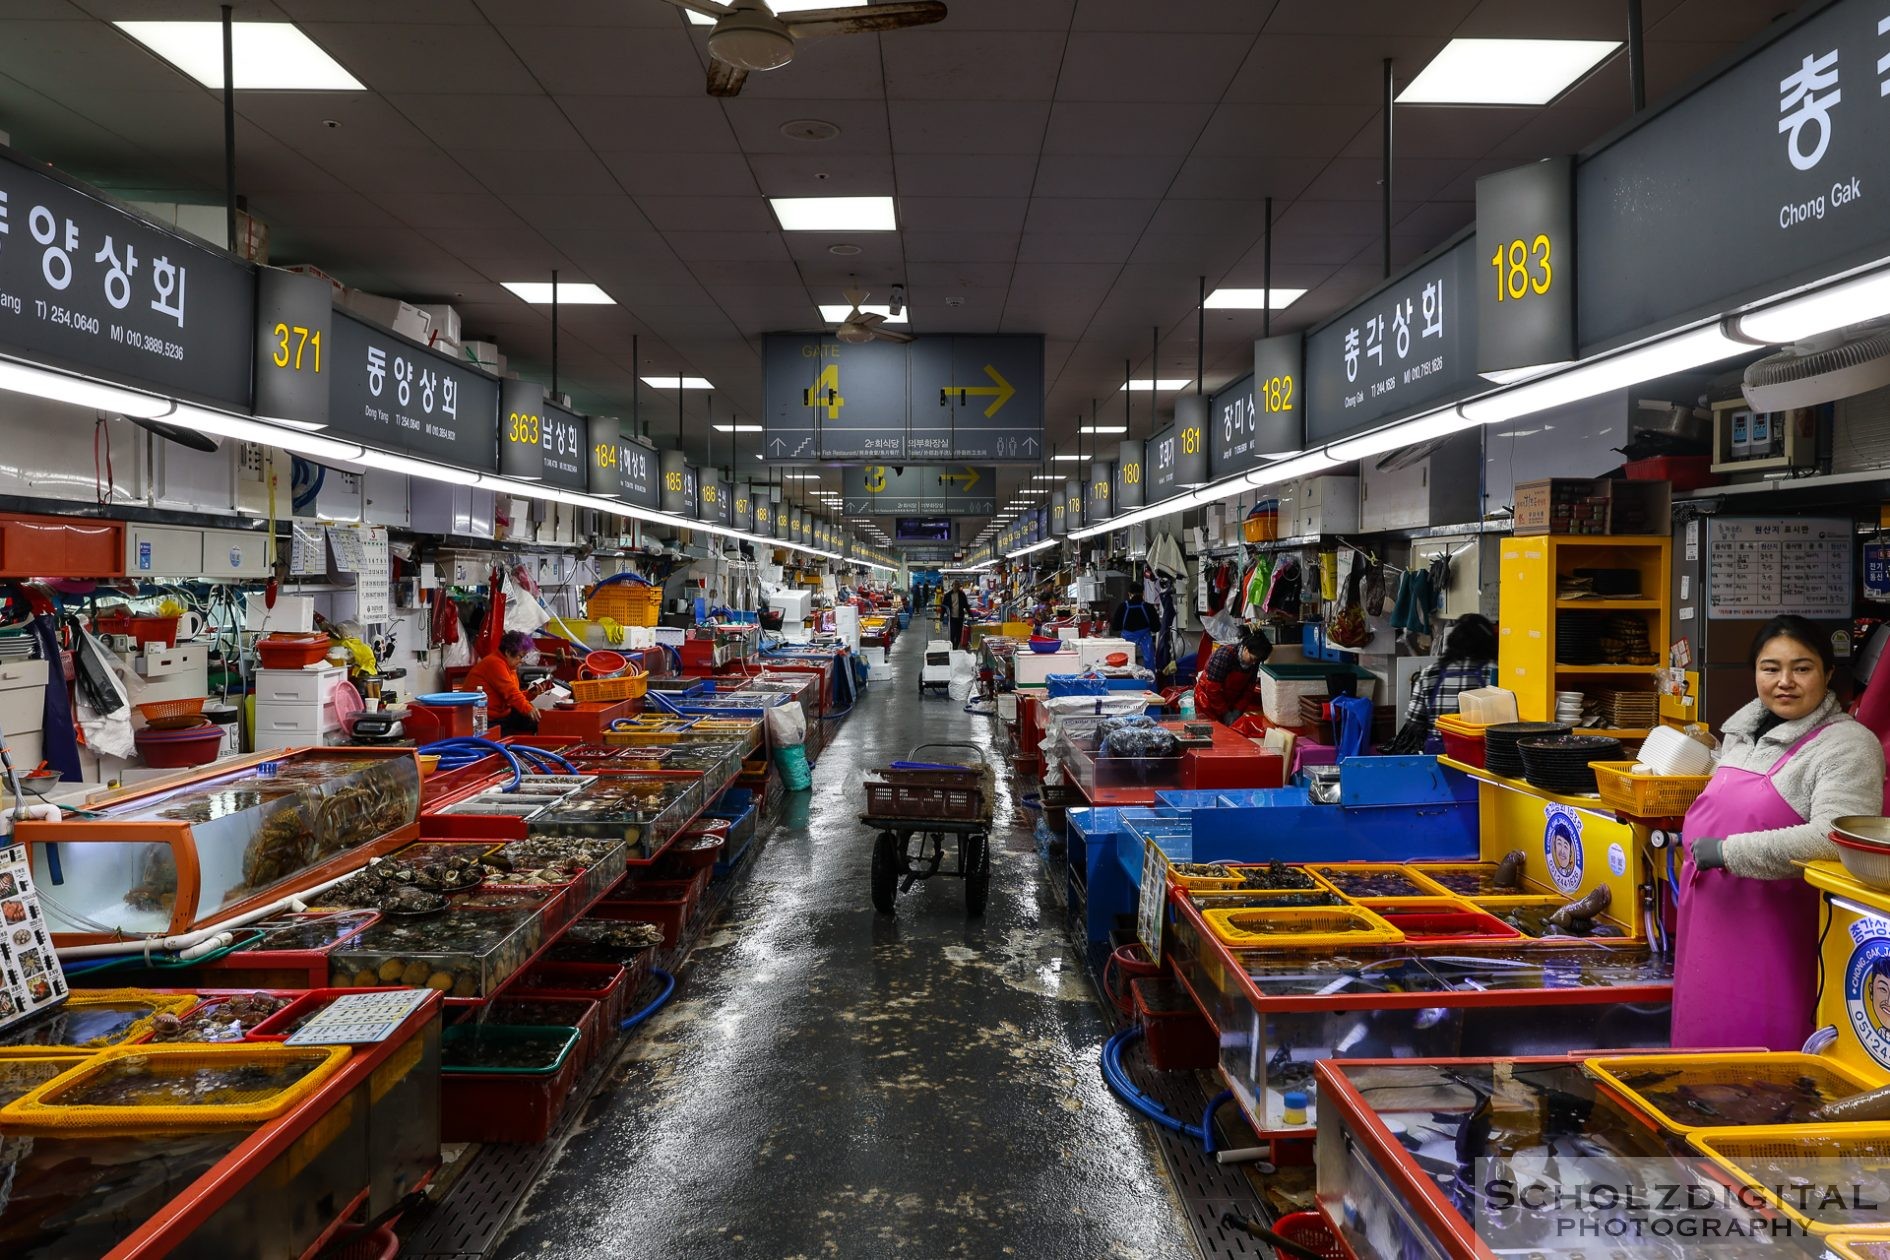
[868,664,893,682]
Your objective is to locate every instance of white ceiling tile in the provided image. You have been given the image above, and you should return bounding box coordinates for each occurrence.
[1224,35,1451,104]
[713,34,885,100]
[1042,101,1214,156]
[1166,154,1328,201]
[898,197,1026,232]
[1338,106,1531,159]
[474,0,682,24]
[1192,102,1377,158]
[663,232,793,263]
[720,97,889,154]
[1055,34,1251,103]
[1016,232,1139,264]
[636,196,778,233]
[390,93,587,150]
[1263,0,1478,37]
[498,196,654,237]
[273,0,482,21]
[893,152,1038,198]
[783,233,905,269]
[560,94,739,153]
[746,151,895,197]
[1298,157,1471,203]
[457,148,623,197]
[1074,0,1278,32]
[905,260,1015,290]
[1023,197,1158,235]
[1123,234,1249,274]
[901,231,1019,262]
[594,151,758,196]
[882,30,1066,101]
[689,259,803,286]
[886,100,1050,153]
[935,0,1077,29]
[1032,154,1183,199]
[300,23,537,94]
[1458,0,1673,40]
[500,23,706,96]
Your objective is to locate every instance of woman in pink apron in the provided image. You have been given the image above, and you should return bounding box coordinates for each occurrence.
[1673,616,1887,1050]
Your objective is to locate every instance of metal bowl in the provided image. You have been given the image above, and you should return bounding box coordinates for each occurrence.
[1833,816,1890,848]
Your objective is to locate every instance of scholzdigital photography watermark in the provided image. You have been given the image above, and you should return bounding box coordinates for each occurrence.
[1472,1158,1878,1247]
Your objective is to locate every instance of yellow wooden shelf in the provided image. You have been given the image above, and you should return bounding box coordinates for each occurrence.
[1436,755,1617,813]
[1553,599,1662,610]
[1572,727,1651,739]
[1553,663,1661,674]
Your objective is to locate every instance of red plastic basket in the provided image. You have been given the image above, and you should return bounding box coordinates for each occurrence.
[1438,725,1485,768]
[255,633,332,670]
[1103,941,1162,1017]
[513,961,629,1026]
[319,1225,399,1260]
[134,724,223,768]
[485,994,605,1076]
[591,895,687,949]
[94,612,178,648]
[1131,977,1218,1071]
[1271,1212,1348,1260]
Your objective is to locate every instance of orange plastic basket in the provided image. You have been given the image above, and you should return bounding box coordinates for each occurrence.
[586,581,663,627]
[571,672,649,703]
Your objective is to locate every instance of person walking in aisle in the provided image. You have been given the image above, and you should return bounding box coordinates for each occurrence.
[1108,586,1159,670]
[943,581,971,651]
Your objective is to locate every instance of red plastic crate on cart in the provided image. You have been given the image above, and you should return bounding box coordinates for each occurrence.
[485,995,605,1076]
[591,894,688,949]
[1131,976,1218,1071]
[513,961,630,1027]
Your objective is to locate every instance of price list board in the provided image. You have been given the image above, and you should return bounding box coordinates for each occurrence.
[1706,518,1853,620]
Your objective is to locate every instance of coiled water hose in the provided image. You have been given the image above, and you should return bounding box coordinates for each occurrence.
[417,738,523,790]
[620,968,676,1031]
[1099,1026,1234,1154]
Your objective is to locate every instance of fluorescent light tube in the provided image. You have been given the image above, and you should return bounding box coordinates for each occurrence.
[1459,325,1747,425]
[1736,264,1890,345]
[713,424,764,433]
[1397,39,1620,106]
[640,376,714,390]
[1051,454,1085,462]
[819,304,906,325]
[1080,425,1128,435]
[1007,538,1059,559]
[115,21,364,90]
[1118,379,1190,391]
[1325,406,1475,464]
[0,358,174,418]
[1204,288,1307,310]
[370,452,484,487]
[502,282,614,304]
[770,197,897,232]
[167,405,368,464]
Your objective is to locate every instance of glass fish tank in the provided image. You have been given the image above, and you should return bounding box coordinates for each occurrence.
[529,777,701,855]
[1313,1059,1808,1260]
[0,1129,242,1257]
[328,905,543,999]
[17,750,420,945]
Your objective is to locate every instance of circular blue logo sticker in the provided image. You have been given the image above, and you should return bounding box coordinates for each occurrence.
[1543,804,1585,895]
[1844,934,1890,1071]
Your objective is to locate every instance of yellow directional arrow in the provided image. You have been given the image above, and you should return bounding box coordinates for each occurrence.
[942,364,1015,419]
[939,467,980,491]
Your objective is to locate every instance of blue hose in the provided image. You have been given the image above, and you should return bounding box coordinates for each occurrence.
[1201,1089,1234,1155]
[508,744,578,774]
[1100,1027,1209,1143]
[418,738,523,791]
[619,967,676,1031]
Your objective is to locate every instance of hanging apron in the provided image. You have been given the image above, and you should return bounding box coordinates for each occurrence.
[1671,726,1826,1051]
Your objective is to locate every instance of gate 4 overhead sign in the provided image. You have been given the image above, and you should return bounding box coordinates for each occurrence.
[841,465,998,516]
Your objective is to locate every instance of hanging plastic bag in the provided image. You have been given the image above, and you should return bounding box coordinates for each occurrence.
[73,627,135,761]
[765,698,808,748]
[502,570,550,636]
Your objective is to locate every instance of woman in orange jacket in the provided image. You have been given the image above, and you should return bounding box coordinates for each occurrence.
[462,630,544,735]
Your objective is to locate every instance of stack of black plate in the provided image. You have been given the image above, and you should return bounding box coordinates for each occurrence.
[1555,611,1607,665]
[1485,721,1571,778]
[1518,734,1623,794]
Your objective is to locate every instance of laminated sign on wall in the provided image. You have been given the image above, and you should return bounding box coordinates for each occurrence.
[0,843,68,1035]
[1706,518,1852,619]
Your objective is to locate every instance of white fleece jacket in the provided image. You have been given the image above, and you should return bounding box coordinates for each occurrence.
[1713,693,1887,880]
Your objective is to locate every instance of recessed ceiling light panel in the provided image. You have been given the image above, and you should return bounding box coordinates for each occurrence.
[772,196,897,232]
[1204,288,1308,310]
[819,303,906,325]
[503,281,614,304]
[640,376,715,389]
[115,21,365,90]
[1397,38,1621,106]
[1119,379,1191,391]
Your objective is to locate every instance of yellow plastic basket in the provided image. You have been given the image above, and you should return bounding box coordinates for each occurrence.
[0,1053,92,1107]
[0,990,201,1054]
[1201,905,1405,948]
[1829,1237,1890,1260]
[1,1043,351,1130]
[1407,861,1531,899]
[1592,760,1711,819]
[1306,863,1454,902]
[1689,1125,1890,1236]
[571,673,649,703]
[1164,860,1244,892]
[1585,1052,1888,1135]
[586,582,663,627]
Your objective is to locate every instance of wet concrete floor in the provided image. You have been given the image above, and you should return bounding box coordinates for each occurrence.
[498,627,1196,1259]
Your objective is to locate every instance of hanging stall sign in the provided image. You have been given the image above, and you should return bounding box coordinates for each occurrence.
[618,436,658,509]
[840,464,997,516]
[327,310,500,473]
[537,400,587,491]
[660,450,692,517]
[0,149,255,411]
[755,491,774,536]
[762,332,1044,463]
[1087,460,1116,522]
[1303,234,1478,446]
[498,378,546,482]
[254,268,332,426]
[1050,487,1068,537]
[1064,478,1085,533]
[1147,396,1210,503]
[1578,0,1890,351]
[699,468,729,526]
[1252,332,1305,459]
[1114,438,1146,511]
[585,415,620,500]
[731,480,756,532]
[1208,373,1258,480]
[1477,157,1577,377]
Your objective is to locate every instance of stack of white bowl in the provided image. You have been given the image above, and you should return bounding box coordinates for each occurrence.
[1634,725,1716,777]
[1555,690,1586,726]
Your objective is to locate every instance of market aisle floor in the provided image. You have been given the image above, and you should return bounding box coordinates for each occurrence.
[497,629,1196,1260]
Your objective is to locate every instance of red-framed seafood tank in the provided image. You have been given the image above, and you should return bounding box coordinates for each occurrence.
[0,987,442,1259]
[16,749,423,948]
[1160,860,1673,1138]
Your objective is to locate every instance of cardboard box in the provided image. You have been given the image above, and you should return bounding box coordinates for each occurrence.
[1513,478,1671,536]
[341,289,433,344]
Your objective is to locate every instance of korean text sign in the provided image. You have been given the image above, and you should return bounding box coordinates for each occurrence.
[327,310,500,473]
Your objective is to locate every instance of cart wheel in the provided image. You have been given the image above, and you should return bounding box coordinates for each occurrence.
[963,832,990,917]
[871,831,899,913]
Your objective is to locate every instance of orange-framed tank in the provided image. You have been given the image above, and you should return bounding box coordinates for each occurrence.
[17,749,422,947]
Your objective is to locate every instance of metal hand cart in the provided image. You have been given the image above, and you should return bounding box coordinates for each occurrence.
[919,639,954,698]
[861,742,992,916]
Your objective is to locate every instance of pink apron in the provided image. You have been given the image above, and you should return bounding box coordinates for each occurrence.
[1671,727,1825,1051]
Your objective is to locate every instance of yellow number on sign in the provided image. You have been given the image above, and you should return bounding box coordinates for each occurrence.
[507,411,541,444]
[704,485,717,502]
[272,323,321,372]
[1491,235,1553,302]
[1262,375,1294,414]
[1122,462,1141,485]
[594,443,617,468]
[1181,426,1201,456]
[665,471,683,492]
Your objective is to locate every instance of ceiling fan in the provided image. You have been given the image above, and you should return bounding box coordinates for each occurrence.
[662,0,948,97]
[833,287,913,344]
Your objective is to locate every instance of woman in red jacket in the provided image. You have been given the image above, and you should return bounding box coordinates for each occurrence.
[1193,627,1272,724]
[463,630,545,735]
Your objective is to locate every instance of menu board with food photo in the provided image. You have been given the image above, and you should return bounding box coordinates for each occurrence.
[0,843,65,1031]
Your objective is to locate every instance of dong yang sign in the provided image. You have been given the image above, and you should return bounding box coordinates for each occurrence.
[328,310,499,473]
[540,400,589,492]
[0,149,254,411]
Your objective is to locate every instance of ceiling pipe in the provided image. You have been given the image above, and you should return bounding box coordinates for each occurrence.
[1263,196,1274,339]
[1382,58,1395,280]
[220,5,236,254]
[1196,275,1205,396]
[1627,0,1647,112]
[550,268,559,399]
